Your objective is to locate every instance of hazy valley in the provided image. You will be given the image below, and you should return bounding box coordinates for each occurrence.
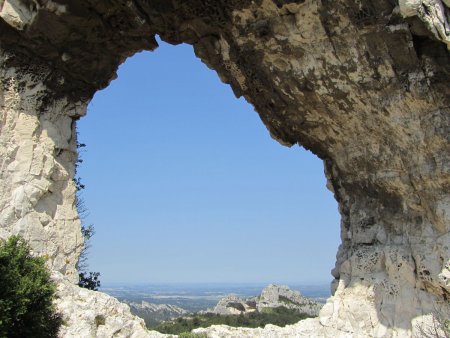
[100,283,330,328]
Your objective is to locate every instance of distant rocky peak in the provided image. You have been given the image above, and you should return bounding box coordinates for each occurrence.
[212,284,322,317]
[260,284,299,302]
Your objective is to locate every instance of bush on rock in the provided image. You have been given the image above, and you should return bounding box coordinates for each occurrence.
[0,236,62,338]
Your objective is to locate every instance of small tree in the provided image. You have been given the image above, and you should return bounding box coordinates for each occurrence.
[78,271,101,291]
[74,137,101,291]
[0,236,62,337]
[75,191,101,291]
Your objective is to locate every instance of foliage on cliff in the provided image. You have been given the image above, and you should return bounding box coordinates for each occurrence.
[75,139,101,291]
[0,236,62,337]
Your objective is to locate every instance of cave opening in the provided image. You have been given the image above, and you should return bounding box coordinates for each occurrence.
[76,38,340,290]
[0,0,449,334]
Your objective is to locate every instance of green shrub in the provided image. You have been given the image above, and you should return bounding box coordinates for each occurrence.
[75,139,101,291]
[78,271,101,291]
[150,307,312,335]
[0,236,62,338]
[178,333,208,338]
[95,315,106,327]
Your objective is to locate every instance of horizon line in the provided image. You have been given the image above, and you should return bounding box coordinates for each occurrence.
[101,280,332,286]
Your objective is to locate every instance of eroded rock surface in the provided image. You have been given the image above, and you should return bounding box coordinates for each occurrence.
[127,301,187,327]
[53,273,166,338]
[212,284,321,317]
[258,284,321,316]
[0,0,449,337]
[213,295,253,315]
[193,318,342,338]
[0,50,84,283]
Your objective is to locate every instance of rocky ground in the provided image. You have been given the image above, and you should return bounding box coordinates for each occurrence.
[52,273,165,338]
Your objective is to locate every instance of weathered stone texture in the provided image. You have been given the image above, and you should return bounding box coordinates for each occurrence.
[0,0,449,337]
[257,284,322,316]
[52,272,167,338]
[0,51,85,282]
[212,284,322,317]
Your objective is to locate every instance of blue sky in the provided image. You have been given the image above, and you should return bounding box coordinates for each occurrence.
[77,38,340,285]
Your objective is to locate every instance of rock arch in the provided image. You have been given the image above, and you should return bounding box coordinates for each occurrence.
[0,0,449,336]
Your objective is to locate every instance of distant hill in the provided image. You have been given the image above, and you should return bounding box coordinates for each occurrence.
[104,283,328,327]
[150,284,321,335]
[126,301,187,326]
[212,284,322,317]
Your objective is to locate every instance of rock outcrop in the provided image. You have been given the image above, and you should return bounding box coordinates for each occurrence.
[127,301,187,327]
[212,284,321,317]
[192,318,341,338]
[53,273,165,338]
[0,0,449,337]
[258,284,321,316]
[213,295,258,315]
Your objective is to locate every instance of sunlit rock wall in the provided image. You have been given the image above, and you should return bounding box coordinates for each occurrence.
[0,50,85,283]
[0,0,449,336]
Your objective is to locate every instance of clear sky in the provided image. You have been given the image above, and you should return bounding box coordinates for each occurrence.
[77,38,340,285]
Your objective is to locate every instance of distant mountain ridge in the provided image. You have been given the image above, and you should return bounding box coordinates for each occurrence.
[124,284,324,326]
[126,301,187,326]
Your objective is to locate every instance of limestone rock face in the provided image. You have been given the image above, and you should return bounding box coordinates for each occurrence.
[127,301,188,326]
[0,51,84,283]
[193,318,345,338]
[213,295,254,315]
[0,0,449,337]
[258,284,321,316]
[398,0,450,49]
[212,284,321,317]
[53,273,167,338]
